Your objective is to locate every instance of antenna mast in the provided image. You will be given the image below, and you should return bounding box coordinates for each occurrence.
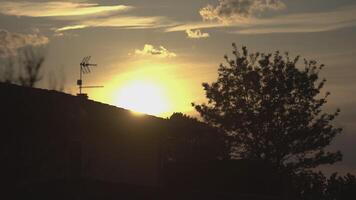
[77,56,103,98]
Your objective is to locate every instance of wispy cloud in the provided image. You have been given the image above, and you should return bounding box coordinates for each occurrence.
[200,0,286,24]
[134,44,177,58]
[234,6,356,34]
[235,21,356,34]
[0,1,173,32]
[166,21,228,32]
[168,5,356,34]
[56,25,88,32]
[0,1,131,17]
[0,29,49,58]
[186,29,210,39]
[55,16,170,32]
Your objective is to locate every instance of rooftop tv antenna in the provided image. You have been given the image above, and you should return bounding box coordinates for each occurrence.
[77,56,103,98]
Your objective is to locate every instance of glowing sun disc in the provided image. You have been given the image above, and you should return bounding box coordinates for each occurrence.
[115,80,170,115]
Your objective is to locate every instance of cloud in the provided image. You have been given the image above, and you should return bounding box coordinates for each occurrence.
[166,22,229,32]
[168,5,356,34]
[234,21,356,34]
[55,25,88,32]
[0,29,49,58]
[134,44,177,58]
[233,6,356,34]
[55,15,170,32]
[0,1,131,17]
[0,1,174,32]
[186,29,210,39]
[200,0,286,23]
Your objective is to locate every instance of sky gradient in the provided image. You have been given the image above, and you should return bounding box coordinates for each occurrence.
[1,0,356,175]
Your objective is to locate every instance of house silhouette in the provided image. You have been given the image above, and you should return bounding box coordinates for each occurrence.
[0,83,289,200]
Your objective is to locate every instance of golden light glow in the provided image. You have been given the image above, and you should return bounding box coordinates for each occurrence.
[115,80,169,115]
[91,59,194,117]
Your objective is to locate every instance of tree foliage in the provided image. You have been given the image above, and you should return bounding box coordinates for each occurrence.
[293,171,356,199]
[193,43,342,173]
[165,113,228,163]
[0,46,44,87]
[18,47,44,87]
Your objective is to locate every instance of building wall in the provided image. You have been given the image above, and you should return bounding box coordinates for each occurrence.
[79,103,165,186]
[0,83,166,187]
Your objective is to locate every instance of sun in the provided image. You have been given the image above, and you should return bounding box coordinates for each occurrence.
[115,80,170,116]
[90,60,194,117]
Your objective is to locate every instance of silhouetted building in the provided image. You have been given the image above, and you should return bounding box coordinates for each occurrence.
[0,83,288,199]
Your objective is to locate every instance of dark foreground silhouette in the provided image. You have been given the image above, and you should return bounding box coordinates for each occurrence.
[0,83,288,199]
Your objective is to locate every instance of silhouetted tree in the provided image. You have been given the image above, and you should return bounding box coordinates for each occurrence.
[325,173,356,199]
[0,57,15,83]
[165,113,228,162]
[0,46,45,87]
[293,171,356,199]
[193,43,342,173]
[18,47,44,87]
[293,171,327,199]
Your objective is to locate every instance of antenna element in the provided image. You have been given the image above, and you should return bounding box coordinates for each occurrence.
[77,56,103,98]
